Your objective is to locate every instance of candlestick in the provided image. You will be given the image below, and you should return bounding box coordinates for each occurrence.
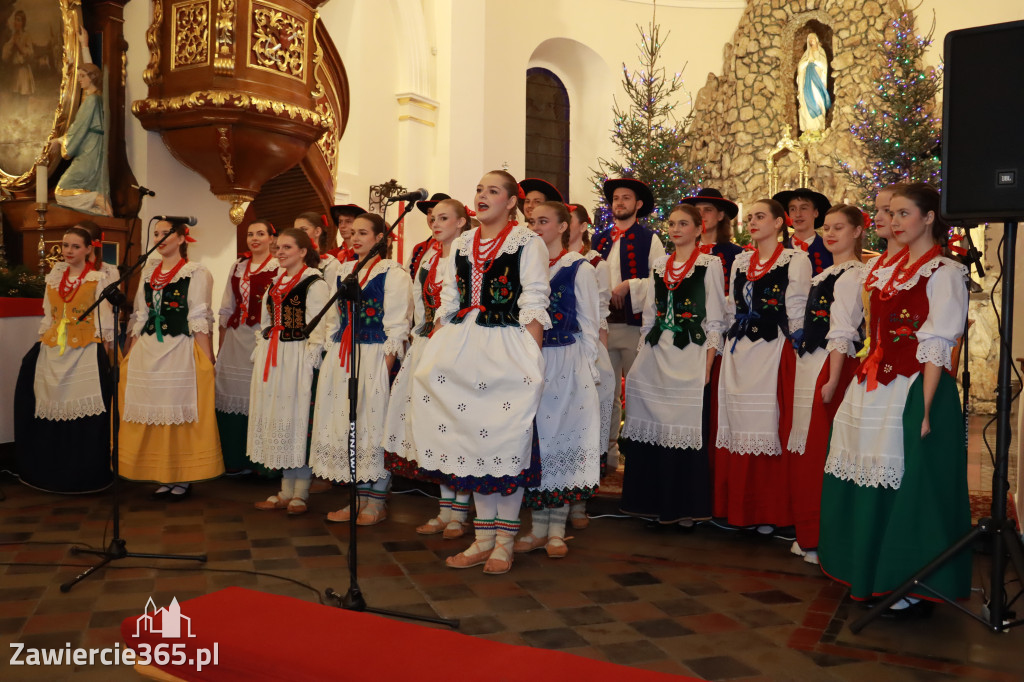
[36,204,47,275]
[36,165,48,205]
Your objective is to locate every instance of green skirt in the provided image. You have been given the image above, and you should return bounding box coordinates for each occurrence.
[819,371,972,601]
[217,410,278,478]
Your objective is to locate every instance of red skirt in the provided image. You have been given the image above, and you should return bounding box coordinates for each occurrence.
[712,343,795,526]
[786,354,860,549]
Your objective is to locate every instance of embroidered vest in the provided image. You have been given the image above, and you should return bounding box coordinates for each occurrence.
[143,277,191,338]
[226,264,277,329]
[41,280,101,348]
[333,271,388,344]
[646,265,709,350]
[806,236,833,276]
[409,238,433,279]
[263,275,319,341]
[449,248,524,328]
[799,269,857,357]
[857,273,930,388]
[727,263,792,343]
[417,265,440,339]
[542,259,584,347]
[594,223,655,327]
[711,242,743,296]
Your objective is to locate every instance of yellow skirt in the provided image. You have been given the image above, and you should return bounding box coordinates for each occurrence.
[117,342,224,484]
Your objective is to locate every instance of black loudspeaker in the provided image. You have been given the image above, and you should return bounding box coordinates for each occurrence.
[941,20,1024,221]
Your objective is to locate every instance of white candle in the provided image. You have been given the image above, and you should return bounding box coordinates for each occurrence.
[36,165,47,204]
[737,201,744,229]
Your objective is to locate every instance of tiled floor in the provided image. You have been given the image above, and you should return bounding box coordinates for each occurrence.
[0,465,1022,681]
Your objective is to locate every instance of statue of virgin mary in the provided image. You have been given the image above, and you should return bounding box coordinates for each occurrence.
[796,33,831,135]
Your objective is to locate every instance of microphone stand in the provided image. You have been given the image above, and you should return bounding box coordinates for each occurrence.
[61,222,206,593]
[304,201,458,629]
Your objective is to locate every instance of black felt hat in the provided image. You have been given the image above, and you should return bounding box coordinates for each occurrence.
[329,204,367,224]
[416,192,450,215]
[602,178,655,218]
[680,188,739,219]
[771,188,831,228]
[518,178,564,203]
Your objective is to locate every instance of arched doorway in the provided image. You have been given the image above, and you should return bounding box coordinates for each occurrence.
[525,68,570,201]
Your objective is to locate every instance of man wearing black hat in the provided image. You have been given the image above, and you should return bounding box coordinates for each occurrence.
[772,188,833,276]
[328,203,367,262]
[593,178,665,468]
[681,188,744,295]
[519,178,563,223]
[408,192,451,277]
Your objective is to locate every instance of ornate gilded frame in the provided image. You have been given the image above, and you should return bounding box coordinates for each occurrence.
[0,0,84,191]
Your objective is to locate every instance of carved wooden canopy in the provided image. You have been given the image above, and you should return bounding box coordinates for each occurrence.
[132,0,348,223]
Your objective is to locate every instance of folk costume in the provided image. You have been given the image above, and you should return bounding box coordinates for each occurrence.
[785,260,866,554]
[119,260,224,484]
[621,251,727,523]
[517,251,602,557]
[248,266,328,511]
[680,188,744,296]
[311,258,412,522]
[568,248,614,530]
[819,251,971,602]
[215,253,278,473]
[408,193,451,277]
[774,188,833,276]
[714,246,811,527]
[595,179,665,466]
[384,244,472,536]
[410,222,551,570]
[14,262,114,493]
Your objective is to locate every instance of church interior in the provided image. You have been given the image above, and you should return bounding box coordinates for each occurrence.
[2,0,1024,679]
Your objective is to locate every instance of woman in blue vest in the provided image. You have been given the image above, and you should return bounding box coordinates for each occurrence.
[514,201,601,559]
[312,213,412,525]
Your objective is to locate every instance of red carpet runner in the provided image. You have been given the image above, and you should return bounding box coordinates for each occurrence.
[121,587,695,681]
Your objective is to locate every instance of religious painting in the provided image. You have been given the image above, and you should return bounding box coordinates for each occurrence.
[0,0,82,189]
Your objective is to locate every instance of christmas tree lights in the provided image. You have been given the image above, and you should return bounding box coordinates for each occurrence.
[590,20,702,234]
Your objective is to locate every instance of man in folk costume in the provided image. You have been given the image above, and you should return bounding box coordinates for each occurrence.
[518,177,564,221]
[593,178,665,468]
[773,188,833,276]
[407,192,451,277]
[328,204,366,262]
[680,188,744,296]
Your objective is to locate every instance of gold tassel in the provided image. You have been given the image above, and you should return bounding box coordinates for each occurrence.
[56,315,69,355]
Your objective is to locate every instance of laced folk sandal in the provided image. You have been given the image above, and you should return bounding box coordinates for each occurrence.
[356,501,388,526]
[442,520,469,540]
[512,533,548,554]
[416,517,447,535]
[326,496,367,523]
[545,537,569,559]
[569,502,590,530]
[287,499,308,515]
[254,493,292,511]
[483,536,515,575]
[445,541,495,569]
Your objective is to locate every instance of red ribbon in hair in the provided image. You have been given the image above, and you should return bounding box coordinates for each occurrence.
[860,209,872,230]
[320,214,329,228]
[516,185,526,200]
[184,226,197,243]
[465,206,477,217]
[783,212,793,227]
[567,204,577,213]
[948,233,968,257]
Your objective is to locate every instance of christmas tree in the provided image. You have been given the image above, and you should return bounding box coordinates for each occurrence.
[591,19,701,233]
[837,4,942,229]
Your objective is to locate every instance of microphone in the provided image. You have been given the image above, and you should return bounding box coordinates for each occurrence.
[387,188,428,204]
[132,184,156,197]
[153,215,198,226]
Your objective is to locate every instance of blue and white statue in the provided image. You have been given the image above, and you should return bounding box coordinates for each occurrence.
[796,33,831,135]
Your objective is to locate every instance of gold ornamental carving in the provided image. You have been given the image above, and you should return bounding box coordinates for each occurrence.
[315,100,337,178]
[249,2,307,82]
[143,0,163,85]
[214,0,236,75]
[310,14,324,99]
[132,90,325,126]
[217,126,235,182]
[216,193,253,225]
[765,125,809,198]
[172,0,210,70]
